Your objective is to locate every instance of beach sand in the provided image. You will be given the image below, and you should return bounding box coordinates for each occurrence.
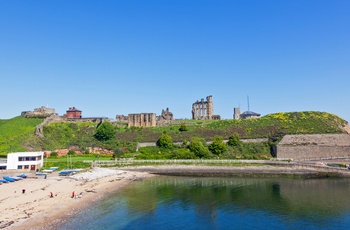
[0,168,151,230]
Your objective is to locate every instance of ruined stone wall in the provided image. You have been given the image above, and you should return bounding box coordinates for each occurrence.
[35,116,108,138]
[116,115,128,123]
[156,108,174,126]
[192,95,215,120]
[22,106,55,118]
[128,113,156,127]
[35,114,62,138]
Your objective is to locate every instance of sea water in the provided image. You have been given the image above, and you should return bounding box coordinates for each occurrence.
[58,176,350,230]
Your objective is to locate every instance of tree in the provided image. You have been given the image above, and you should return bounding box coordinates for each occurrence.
[228,133,241,147]
[94,122,115,141]
[188,137,210,158]
[113,148,124,159]
[157,133,173,149]
[208,136,227,155]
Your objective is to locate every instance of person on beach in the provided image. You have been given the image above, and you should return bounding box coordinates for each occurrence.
[71,191,75,198]
[50,192,54,198]
[22,189,25,194]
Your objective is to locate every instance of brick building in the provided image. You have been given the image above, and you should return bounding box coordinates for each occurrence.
[64,107,82,119]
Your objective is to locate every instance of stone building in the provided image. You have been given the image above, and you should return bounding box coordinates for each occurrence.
[277,134,350,161]
[156,108,174,126]
[21,106,55,118]
[115,115,129,123]
[116,108,174,127]
[64,107,82,119]
[233,107,260,119]
[128,113,156,127]
[192,95,220,120]
[233,108,241,120]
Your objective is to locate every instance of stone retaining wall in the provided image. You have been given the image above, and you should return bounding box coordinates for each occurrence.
[277,134,350,161]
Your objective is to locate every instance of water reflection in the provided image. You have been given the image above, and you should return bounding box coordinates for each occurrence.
[59,177,350,230]
[121,177,350,226]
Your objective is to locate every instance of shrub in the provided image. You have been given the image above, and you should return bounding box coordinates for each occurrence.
[94,122,115,141]
[208,136,227,155]
[113,148,124,159]
[179,123,188,132]
[188,137,210,158]
[228,133,241,147]
[157,133,173,149]
[171,148,197,159]
[49,152,58,157]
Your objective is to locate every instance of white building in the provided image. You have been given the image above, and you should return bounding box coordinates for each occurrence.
[2,152,44,171]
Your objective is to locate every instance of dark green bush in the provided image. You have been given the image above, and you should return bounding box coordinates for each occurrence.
[49,152,58,157]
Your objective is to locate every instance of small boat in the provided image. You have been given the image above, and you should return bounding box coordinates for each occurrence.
[59,171,72,176]
[3,176,15,182]
[36,172,47,176]
[12,176,23,180]
[17,174,27,179]
[48,167,58,171]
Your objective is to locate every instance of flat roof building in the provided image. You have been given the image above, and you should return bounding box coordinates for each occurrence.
[5,152,44,171]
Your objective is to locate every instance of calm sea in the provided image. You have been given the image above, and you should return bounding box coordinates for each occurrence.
[58,176,350,230]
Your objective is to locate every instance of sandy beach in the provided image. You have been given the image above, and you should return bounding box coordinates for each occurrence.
[0,168,151,230]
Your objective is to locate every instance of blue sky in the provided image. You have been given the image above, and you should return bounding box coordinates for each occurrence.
[0,1,349,121]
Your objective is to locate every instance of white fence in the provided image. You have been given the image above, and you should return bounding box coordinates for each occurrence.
[85,159,292,167]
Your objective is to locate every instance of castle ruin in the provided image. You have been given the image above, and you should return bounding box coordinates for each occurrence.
[192,96,220,120]
[21,106,56,118]
[128,113,157,127]
[157,108,174,126]
[116,108,174,127]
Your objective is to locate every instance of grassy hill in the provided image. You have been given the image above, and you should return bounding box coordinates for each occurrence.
[0,111,348,157]
[113,111,348,143]
[0,116,44,156]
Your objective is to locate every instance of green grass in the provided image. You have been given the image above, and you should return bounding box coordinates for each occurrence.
[43,154,112,170]
[114,111,347,143]
[0,116,44,155]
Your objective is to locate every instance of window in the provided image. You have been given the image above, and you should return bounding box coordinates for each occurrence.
[24,165,29,169]
[18,165,23,169]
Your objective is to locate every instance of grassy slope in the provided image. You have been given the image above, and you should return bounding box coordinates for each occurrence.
[0,116,44,156]
[115,111,348,143]
[0,111,348,155]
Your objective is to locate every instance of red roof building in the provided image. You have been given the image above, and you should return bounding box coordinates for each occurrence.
[64,107,82,119]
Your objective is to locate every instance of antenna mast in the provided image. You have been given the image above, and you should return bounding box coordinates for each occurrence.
[247,96,250,111]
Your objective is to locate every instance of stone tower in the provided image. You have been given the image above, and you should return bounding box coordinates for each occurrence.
[234,107,241,120]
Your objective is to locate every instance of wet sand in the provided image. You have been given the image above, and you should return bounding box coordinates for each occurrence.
[0,168,151,230]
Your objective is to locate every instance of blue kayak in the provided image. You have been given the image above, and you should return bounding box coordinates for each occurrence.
[17,174,27,178]
[3,176,15,182]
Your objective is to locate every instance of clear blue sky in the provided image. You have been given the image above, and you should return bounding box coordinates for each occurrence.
[1,1,349,121]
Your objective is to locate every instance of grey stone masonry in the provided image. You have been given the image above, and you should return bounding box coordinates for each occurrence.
[277,134,350,161]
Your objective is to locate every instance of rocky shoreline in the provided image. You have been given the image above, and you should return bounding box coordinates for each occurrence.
[121,164,350,178]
